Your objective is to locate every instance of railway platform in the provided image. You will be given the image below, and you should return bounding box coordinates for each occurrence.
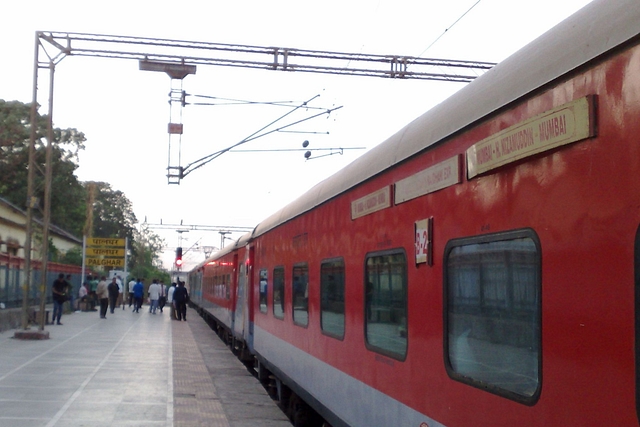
[0,305,292,427]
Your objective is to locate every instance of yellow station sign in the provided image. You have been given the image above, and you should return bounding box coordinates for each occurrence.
[86,248,125,257]
[87,238,125,247]
[87,258,125,267]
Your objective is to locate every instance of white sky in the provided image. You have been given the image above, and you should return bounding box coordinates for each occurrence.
[2,0,593,270]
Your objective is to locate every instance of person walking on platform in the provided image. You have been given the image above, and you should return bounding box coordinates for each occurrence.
[115,275,123,308]
[96,276,109,319]
[51,273,67,325]
[158,281,167,313]
[108,277,119,314]
[148,279,160,314]
[86,275,94,310]
[167,283,176,320]
[89,275,99,311]
[133,278,144,313]
[173,281,189,321]
[128,277,136,307]
[78,282,88,302]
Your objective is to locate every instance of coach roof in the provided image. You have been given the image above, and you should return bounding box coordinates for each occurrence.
[253,0,640,238]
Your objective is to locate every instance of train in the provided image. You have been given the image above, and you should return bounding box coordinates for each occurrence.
[188,0,640,425]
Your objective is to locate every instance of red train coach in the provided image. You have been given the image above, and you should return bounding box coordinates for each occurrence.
[193,0,640,425]
[190,233,253,355]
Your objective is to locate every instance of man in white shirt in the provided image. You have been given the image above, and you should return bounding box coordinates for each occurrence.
[158,281,167,313]
[167,283,176,320]
[128,278,136,308]
[148,279,161,314]
[78,282,88,311]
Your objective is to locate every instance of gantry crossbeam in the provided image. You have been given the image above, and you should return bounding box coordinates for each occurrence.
[37,31,495,82]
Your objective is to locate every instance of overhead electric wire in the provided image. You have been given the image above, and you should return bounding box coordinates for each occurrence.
[181,95,342,177]
[417,0,483,58]
[186,94,330,110]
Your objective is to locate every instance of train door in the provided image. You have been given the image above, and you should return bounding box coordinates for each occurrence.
[234,252,246,340]
[231,253,240,337]
[246,245,255,352]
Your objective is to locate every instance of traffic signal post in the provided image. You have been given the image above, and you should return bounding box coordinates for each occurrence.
[175,247,183,268]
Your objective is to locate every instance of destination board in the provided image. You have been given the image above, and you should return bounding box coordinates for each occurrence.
[351,187,391,220]
[395,155,461,204]
[466,96,596,178]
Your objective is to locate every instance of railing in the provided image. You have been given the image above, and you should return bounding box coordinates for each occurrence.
[0,254,84,309]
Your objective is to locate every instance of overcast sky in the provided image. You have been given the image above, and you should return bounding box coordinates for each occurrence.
[2,0,593,270]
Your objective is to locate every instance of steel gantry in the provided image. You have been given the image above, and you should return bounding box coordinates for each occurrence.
[37,31,495,81]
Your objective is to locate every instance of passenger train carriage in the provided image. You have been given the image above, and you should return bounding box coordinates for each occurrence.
[189,0,640,425]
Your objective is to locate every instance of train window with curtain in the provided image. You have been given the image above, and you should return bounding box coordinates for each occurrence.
[204,274,213,298]
[215,275,221,298]
[293,263,309,327]
[273,266,285,319]
[321,258,345,339]
[365,250,408,360]
[259,269,268,314]
[444,229,541,403]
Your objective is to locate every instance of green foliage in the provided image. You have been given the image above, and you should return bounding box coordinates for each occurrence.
[0,99,169,278]
[60,247,83,266]
[90,182,137,241]
[127,224,169,283]
[0,99,87,236]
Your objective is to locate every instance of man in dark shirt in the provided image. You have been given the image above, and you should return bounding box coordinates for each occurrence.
[51,273,67,325]
[172,281,189,321]
[108,277,120,314]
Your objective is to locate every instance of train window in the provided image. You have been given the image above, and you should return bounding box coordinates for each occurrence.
[444,229,541,403]
[365,250,408,360]
[204,275,213,297]
[214,275,220,297]
[259,269,268,314]
[273,266,285,319]
[293,263,309,327]
[321,258,345,339]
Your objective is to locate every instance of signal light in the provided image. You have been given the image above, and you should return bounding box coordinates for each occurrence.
[176,247,183,267]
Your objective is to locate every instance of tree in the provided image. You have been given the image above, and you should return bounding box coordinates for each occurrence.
[60,247,83,266]
[0,99,87,236]
[0,100,154,274]
[128,224,170,284]
[89,182,137,241]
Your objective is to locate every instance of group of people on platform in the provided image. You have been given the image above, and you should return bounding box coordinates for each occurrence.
[127,278,189,321]
[52,273,189,324]
[129,279,189,321]
[76,274,124,314]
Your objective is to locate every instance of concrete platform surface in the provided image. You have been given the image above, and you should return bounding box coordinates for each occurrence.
[0,305,291,427]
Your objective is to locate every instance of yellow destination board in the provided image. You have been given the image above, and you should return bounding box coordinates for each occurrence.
[86,248,125,257]
[350,187,391,220]
[87,238,125,247]
[87,257,125,267]
[466,96,595,178]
